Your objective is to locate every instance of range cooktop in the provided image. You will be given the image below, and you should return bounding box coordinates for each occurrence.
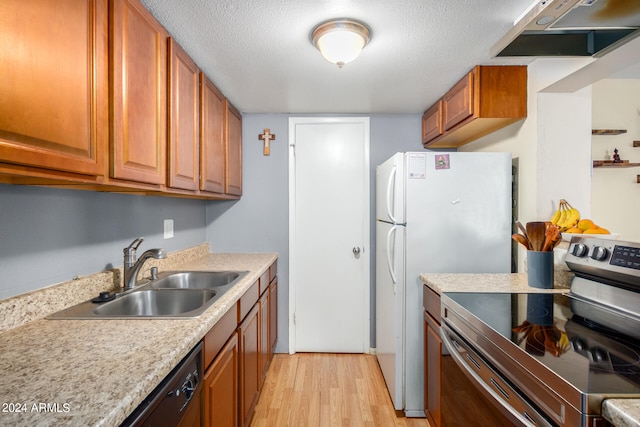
[444,291,640,397]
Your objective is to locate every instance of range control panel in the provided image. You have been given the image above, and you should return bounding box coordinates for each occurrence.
[565,237,640,287]
[609,245,640,270]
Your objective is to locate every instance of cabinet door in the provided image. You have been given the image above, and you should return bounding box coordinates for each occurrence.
[424,315,442,427]
[110,0,167,185]
[225,102,242,196]
[422,100,443,144]
[443,71,474,131]
[269,279,278,352]
[203,332,239,427]
[259,291,270,387]
[0,0,107,176]
[168,38,199,191]
[239,304,259,427]
[200,75,226,193]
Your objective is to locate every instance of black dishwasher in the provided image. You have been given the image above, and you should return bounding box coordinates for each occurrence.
[121,342,202,427]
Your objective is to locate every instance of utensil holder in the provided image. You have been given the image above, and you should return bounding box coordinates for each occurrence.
[527,251,554,289]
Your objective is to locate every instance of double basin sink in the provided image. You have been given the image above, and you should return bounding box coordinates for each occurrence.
[48,271,248,319]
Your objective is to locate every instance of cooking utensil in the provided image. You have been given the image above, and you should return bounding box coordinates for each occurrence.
[526,222,547,252]
[542,224,560,252]
[516,221,530,245]
[512,233,530,250]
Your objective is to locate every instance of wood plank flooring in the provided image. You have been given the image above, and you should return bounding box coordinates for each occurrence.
[250,353,431,427]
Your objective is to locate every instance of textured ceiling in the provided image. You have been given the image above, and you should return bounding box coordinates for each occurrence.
[140,0,535,114]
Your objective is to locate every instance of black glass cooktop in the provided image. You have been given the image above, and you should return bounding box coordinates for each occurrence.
[444,292,640,396]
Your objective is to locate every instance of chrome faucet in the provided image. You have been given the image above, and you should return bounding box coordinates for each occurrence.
[123,237,167,291]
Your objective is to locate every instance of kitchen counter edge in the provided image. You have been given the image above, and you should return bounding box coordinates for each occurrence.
[420,272,570,294]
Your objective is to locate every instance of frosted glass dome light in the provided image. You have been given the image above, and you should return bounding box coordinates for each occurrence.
[312,20,370,68]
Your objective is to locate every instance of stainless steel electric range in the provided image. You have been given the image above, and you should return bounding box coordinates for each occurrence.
[440,237,640,426]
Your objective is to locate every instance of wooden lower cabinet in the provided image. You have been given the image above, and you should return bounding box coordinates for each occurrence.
[423,285,442,427]
[203,332,239,427]
[202,261,277,427]
[259,291,270,387]
[269,279,278,352]
[239,303,260,427]
[424,313,442,427]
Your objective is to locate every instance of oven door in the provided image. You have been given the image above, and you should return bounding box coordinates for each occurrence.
[440,324,554,427]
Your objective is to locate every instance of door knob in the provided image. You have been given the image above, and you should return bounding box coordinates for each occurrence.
[353,247,361,256]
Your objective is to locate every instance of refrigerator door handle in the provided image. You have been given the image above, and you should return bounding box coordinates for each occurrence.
[386,225,398,285]
[386,166,398,224]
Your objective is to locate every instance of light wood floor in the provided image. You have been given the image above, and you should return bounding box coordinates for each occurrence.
[250,353,431,427]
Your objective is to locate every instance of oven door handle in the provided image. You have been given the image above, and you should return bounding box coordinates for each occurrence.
[440,324,553,427]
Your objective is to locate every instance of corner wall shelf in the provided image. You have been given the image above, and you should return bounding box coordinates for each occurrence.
[592,129,627,135]
[593,160,640,168]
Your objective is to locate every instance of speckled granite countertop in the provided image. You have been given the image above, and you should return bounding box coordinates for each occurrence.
[420,271,640,427]
[420,271,570,294]
[0,247,277,427]
[603,400,640,427]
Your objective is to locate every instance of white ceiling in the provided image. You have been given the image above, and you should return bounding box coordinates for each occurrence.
[139,0,537,114]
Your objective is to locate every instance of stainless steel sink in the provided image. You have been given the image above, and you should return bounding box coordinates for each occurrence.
[92,289,215,317]
[47,270,248,319]
[149,271,247,290]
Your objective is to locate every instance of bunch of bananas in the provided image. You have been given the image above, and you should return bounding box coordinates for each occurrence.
[549,199,580,230]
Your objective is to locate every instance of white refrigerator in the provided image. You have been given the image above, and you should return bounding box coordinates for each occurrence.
[375,152,511,416]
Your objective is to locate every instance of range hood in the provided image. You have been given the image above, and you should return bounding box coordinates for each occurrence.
[492,0,640,57]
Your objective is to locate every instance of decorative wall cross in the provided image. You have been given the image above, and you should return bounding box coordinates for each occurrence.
[258,128,276,156]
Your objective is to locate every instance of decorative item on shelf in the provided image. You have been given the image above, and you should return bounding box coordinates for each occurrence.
[258,128,275,156]
[512,221,560,289]
[593,146,640,167]
[613,148,622,163]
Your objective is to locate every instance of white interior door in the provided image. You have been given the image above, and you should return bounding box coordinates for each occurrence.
[289,117,370,353]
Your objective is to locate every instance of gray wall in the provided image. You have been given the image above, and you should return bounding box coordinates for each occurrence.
[0,184,206,299]
[206,113,422,353]
[1,113,423,353]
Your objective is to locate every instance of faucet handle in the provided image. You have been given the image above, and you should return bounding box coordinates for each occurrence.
[124,237,144,254]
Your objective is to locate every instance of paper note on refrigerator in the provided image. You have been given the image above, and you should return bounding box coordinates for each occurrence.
[408,153,426,179]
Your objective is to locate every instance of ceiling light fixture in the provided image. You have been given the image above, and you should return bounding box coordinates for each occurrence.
[311,19,370,68]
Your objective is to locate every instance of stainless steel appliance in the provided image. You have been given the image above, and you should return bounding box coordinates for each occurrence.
[440,237,640,426]
[492,0,640,57]
[121,343,202,427]
[376,152,512,416]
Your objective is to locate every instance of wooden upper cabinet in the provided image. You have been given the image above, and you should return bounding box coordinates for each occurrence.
[0,0,108,176]
[167,38,200,191]
[443,72,474,131]
[422,65,527,149]
[422,100,443,144]
[200,74,226,194]
[225,102,242,196]
[110,0,167,185]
